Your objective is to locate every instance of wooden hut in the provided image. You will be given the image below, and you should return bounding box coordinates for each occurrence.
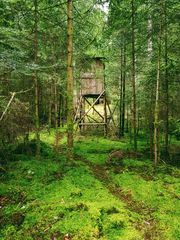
[74,57,114,135]
[81,58,105,97]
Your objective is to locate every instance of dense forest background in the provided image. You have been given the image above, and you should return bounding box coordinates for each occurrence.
[0,0,179,164]
[0,0,180,239]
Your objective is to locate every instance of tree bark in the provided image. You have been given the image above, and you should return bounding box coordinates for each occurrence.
[62,95,65,127]
[149,94,154,160]
[34,0,40,157]
[122,45,126,136]
[54,77,59,151]
[48,82,52,130]
[54,78,58,129]
[126,105,129,133]
[119,48,123,138]
[164,1,169,159]
[66,0,74,161]
[131,0,137,151]
[58,94,62,127]
[147,10,153,160]
[154,16,162,171]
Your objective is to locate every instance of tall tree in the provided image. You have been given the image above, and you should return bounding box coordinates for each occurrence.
[122,44,126,136]
[66,0,74,161]
[164,0,169,159]
[33,0,40,156]
[119,47,123,138]
[154,1,163,170]
[131,0,137,151]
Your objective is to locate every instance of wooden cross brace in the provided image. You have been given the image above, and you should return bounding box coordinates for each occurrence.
[76,90,105,125]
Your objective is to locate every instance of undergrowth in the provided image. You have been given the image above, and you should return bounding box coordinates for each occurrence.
[0,130,179,239]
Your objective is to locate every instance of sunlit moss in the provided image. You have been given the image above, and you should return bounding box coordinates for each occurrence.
[1,133,179,239]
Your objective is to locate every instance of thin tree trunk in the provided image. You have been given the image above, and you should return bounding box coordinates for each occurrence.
[49,84,52,128]
[34,0,40,157]
[126,106,129,133]
[137,111,140,136]
[149,94,154,160]
[164,1,169,159]
[129,105,132,145]
[131,0,137,150]
[66,0,74,160]
[119,49,123,138]
[154,20,162,171]
[147,10,153,160]
[58,94,62,127]
[62,95,65,127]
[54,77,59,151]
[54,78,58,129]
[122,45,126,136]
[48,82,52,130]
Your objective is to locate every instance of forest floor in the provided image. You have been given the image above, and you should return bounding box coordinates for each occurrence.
[0,130,180,240]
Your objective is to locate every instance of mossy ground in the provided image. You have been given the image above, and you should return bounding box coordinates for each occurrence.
[0,130,179,239]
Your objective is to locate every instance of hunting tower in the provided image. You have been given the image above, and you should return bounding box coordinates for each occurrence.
[74,57,113,135]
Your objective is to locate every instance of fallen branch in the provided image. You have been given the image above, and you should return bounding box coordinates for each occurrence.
[0,86,34,122]
[0,92,16,122]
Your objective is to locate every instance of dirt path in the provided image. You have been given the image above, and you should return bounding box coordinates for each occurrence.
[78,157,162,240]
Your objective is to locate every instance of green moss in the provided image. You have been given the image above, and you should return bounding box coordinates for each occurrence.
[74,136,130,165]
[1,133,179,239]
[0,157,142,239]
[111,170,180,239]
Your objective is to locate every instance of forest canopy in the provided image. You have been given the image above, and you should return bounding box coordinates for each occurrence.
[0,0,180,239]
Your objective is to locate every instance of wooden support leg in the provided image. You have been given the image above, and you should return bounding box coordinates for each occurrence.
[104,95,108,136]
[82,97,85,131]
[106,97,116,127]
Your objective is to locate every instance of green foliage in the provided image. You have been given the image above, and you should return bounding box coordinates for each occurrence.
[111,164,180,240]
[169,119,180,140]
[0,0,180,238]
[0,98,31,145]
[1,133,179,239]
[74,136,130,165]
[0,150,141,239]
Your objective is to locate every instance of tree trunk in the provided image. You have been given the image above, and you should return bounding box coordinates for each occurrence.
[149,94,154,160]
[58,94,62,127]
[147,11,153,160]
[54,78,58,129]
[119,48,123,138]
[137,111,140,136]
[62,95,65,127]
[66,0,74,161]
[131,0,137,151]
[48,82,52,130]
[164,1,169,160]
[154,20,162,171]
[122,45,126,136]
[126,106,129,133]
[129,105,132,145]
[34,0,40,157]
[54,77,59,151]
